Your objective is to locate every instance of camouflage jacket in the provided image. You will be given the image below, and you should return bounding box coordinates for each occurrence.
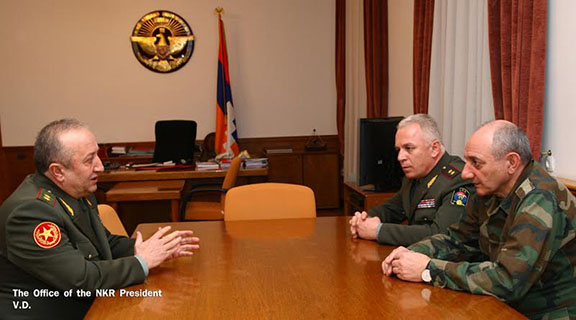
[410,161,576,319]
[369,152,474,246]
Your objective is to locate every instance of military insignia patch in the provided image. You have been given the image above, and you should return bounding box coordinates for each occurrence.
[417,199,436,209]
[450,188,470,207]
[33,222,61,249]
[36,188,56,207]
[441,165,461,180]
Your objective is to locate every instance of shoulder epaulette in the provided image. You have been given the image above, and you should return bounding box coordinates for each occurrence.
[440,164,461,180]
[36,188,56,207]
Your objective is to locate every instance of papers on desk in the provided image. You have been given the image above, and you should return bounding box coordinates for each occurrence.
[196,161,220,170]
[110,146,127,155]
[244,158,268,169]
[128,161,175,169]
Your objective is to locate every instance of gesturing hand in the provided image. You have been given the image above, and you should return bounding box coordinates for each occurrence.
[135,226,200,269]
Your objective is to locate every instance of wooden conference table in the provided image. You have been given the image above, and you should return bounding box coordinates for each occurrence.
[85,217,525,319]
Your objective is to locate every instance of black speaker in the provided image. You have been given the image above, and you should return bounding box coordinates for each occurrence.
[358,117,404,192]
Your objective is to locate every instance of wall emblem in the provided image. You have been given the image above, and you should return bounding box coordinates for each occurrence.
[130,11,195,73]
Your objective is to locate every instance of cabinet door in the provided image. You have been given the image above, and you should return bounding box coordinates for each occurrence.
[267,154,303,184]
[303,153,339,209]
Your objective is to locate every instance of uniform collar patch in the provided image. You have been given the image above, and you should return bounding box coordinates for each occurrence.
[417,199,436,209]
[58,198,75,217]
[427,175,438,189]
[33,222,62,249]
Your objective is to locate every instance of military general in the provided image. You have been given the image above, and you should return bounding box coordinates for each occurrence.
[382,120,576,319]
[350,114,474,246]
[0,119,200,319]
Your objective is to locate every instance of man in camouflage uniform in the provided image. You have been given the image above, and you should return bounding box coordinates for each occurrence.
[350,114,474,246]
[382,120,576,319]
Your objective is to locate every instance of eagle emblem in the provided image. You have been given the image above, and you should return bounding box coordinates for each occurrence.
[130,11,195,73]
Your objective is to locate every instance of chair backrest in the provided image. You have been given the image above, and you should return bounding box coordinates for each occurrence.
[153,120,197,164]
[224,183,316,221]
[222,156,243,190]
[97,204,128,237]
[220,156,243,205]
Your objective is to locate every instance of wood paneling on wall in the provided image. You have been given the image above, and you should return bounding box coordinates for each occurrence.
[0,135,341,206]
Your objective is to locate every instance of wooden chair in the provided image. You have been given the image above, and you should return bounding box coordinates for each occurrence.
[97,204,128,237]
[224,183,316,221]
[180,156,242,220]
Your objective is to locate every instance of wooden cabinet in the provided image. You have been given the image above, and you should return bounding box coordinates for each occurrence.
[268,152,339,209]
[343,181,396,215]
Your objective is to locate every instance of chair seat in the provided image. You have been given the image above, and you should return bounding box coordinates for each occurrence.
[183,201,224,220]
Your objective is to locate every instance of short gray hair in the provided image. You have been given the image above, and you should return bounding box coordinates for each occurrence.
[398,114,443,146]
[34,119,88,173]
[487,121,532,164]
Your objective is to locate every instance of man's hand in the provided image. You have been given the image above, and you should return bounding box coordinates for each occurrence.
[350,211,380,240]
[134,226,200,269]
[382,246,430,282]
[356,214,381,240]
[349,211,367,238]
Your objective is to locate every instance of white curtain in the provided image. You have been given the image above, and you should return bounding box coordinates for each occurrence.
[427,0,494,157]
[343,0,367,182]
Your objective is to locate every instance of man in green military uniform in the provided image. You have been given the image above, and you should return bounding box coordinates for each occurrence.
[350,114,474,246]
[0,119,200,319]
[382,120,576,319]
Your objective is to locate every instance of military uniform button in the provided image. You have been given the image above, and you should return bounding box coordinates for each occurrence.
[88,254,92,259]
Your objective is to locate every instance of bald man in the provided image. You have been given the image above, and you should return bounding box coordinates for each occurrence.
[382,120,576,319]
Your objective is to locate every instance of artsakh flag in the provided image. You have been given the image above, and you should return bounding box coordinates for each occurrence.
[215,13,239,158]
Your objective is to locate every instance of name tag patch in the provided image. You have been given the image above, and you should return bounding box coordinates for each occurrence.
[417,199,436,209]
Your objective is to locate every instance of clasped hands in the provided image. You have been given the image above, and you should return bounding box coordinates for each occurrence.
[134,226,200,269]
[349,211,380,240]
[382,246,430,282]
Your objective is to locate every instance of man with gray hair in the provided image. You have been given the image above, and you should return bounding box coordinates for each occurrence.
[0,119,200,319]
[350,114,474,246]
[382,120,576,318]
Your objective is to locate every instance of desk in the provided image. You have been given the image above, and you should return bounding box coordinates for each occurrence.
[98,167,268,183]
[343,181,397,215]
[105,180,185,222]
[85,217,524,319]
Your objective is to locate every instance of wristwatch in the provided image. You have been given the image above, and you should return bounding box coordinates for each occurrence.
[421,261,432,283]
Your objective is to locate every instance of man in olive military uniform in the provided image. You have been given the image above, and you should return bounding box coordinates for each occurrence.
[350,114,474,246]
[0,119,200,319]
[382,120,576,319]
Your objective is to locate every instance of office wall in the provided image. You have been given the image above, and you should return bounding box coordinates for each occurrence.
[388,0,414,117]
[543,0,576,180]
[0,0,336,146]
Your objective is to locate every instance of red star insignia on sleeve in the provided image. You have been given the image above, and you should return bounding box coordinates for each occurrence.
[33,222,61,249]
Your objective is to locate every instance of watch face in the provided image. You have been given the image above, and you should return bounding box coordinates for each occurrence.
[421,269,432,283]
[130,11,195,73]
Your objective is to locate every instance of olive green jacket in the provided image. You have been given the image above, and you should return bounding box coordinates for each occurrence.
[0,173,145,319]
[368,152,474,246]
